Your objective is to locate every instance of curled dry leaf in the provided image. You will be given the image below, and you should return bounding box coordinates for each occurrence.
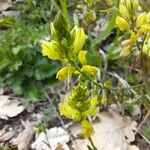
[12,121,34,150]
[0,95,25,120]
[31,127,70,150]
[71,110,139,150]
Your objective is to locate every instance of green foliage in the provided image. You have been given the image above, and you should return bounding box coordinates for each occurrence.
[0,0,61,101]
[142,124,150,140]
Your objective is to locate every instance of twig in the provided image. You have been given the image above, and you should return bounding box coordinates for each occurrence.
[136,110,150,132]
[137,130,150,145]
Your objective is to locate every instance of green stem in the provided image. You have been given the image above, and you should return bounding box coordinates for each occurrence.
[88,137,97,150]
[60,0,68,18]
[90,0,120,51]
[50,0,60,11]
[69,60,103,88]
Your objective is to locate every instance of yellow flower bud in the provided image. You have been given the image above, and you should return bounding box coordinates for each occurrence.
[41,40,61,60]
[56,66,74,81]
[101,89,107,105]
[116,16,129,31]
[71,26,88,54]
[81,65,98,75]
[120,46,132,57]
[143,39,150,56]
[138,25,150,34]
[80,120,94,138]
[59,103,81,121]
[147,11,150,23]
[136,12,148,27]
[132,0,139,12]
[125,0,132,12]
[130,32,138,44]
[91,96,98,106]
[78,50,87,65]
[119,4,130,20]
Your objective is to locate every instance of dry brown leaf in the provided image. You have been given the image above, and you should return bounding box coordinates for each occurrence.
[0,96,25,120]
[0,130,15,142]
[0,0,11,12]
[31,127,70,150]
[12,121,34,150]
[72,111,139,150]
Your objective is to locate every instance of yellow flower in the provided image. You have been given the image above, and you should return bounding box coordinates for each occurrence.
[59,103,81,121]
[130,32,138,44]
[80,120,94,138]
[41,40,61,60]
[78,50,88,65]
[91,96,98,106]
[132,0,139,12]
[116,16,129,31]
[71,26,88,54]
[101,89,107,104]
[136,12,148,27]
[125,0,132,13]
[138,25,150,34]
[81,65,98,76]
[120,46,132,57]
[119,4,130,20]
[56,66,74,81]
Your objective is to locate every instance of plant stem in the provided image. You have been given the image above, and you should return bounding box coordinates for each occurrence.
[60,0,68,20]
[69,60,103,88]
[137,110,150,132]
[88,137,97,150]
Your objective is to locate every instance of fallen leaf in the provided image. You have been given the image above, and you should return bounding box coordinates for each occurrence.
[0,130,15,142]
[71,110,139,150]
[0,0,11,12]
[12,121,34,150]
[31,127,70,150]
[0,95,25,120]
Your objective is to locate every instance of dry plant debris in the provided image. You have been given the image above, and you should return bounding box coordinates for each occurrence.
[0,0,11,12]
[0,95,25,120]
[0,129,15,142]
[71,110,139,150]
[31,127,70,150]
[11,121,34,150]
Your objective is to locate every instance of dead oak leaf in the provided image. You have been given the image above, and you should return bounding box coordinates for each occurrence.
[0,130,15,142]
[12,121,34,150]
[0,95,25,120]
[72,111,139,150]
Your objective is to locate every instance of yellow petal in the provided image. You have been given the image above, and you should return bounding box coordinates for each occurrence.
[116,16,129,31]
[119,4,130,20]
[120,46,132,57]
[130,32,138,44]
[71,26,88,54]
[138,25,150,34]
[80,120,94,138]
[136,12,148,27]
[81,65,98,75]
[56,66,74,81]
[41,40,61,60]
[59,103,81,121]
[78,50,87,65]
